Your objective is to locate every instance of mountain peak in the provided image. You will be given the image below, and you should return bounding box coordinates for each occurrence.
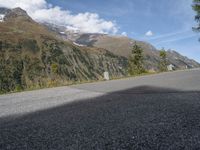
[11,7,27,15]
[4,7,32,22]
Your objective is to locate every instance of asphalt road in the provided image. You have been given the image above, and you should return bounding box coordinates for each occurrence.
[1,69,200,150]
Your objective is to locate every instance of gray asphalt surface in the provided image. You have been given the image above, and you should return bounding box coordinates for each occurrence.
[1,69,200,150]
[71,68,200,93]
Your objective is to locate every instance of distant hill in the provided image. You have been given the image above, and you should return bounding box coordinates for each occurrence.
[0,8,127,93]
[74,33,200,70]
[45,23,200,71]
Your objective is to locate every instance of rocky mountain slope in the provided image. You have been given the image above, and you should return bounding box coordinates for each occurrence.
[0,8,127,93]
[74,34,200,70]
[47,24,200,70]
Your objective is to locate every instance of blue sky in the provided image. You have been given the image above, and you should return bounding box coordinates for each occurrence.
[46,0,200,62]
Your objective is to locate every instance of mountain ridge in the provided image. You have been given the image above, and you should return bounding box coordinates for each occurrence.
[46,24,199,70]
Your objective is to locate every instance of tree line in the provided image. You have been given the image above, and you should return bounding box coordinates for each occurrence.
[128,43,168,76]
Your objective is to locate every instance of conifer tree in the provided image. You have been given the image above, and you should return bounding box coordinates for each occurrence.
[128,43,145,75]
[159,48,167,72]
[193,0,200,33]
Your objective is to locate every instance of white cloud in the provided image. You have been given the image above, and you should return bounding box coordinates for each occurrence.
[0,0,118,34]
[121,32,127,36]
[145,30,154,36]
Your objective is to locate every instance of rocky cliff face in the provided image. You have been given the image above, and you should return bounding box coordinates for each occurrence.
[0,8,127,93]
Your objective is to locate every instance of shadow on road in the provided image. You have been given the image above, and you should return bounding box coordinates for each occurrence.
[1,86,200,150]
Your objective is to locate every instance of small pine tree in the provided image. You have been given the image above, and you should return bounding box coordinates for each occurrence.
[193,0,200,33]
[159,48,167,72]
[128,43,145,75]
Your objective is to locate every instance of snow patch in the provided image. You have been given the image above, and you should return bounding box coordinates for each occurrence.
[73,42,85,47]
[0,14,5,22]
[60,32,65,35]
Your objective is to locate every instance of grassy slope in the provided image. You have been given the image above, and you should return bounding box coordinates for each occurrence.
[0,12,128,93]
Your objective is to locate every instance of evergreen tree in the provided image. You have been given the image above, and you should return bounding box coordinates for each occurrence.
[193,0,200,33]
[159,48,167,72]
[128,43,145,75]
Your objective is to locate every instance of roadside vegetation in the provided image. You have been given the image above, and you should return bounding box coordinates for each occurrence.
[128,43,146,75]
[128,44,169,78]
[159,49,167,72]
[0,38,126,94]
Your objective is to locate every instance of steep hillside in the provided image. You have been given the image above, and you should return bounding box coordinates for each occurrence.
[166,50,200,69]
[47,24,199,71]
[0,8,127,93]
[74,33,200,70]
